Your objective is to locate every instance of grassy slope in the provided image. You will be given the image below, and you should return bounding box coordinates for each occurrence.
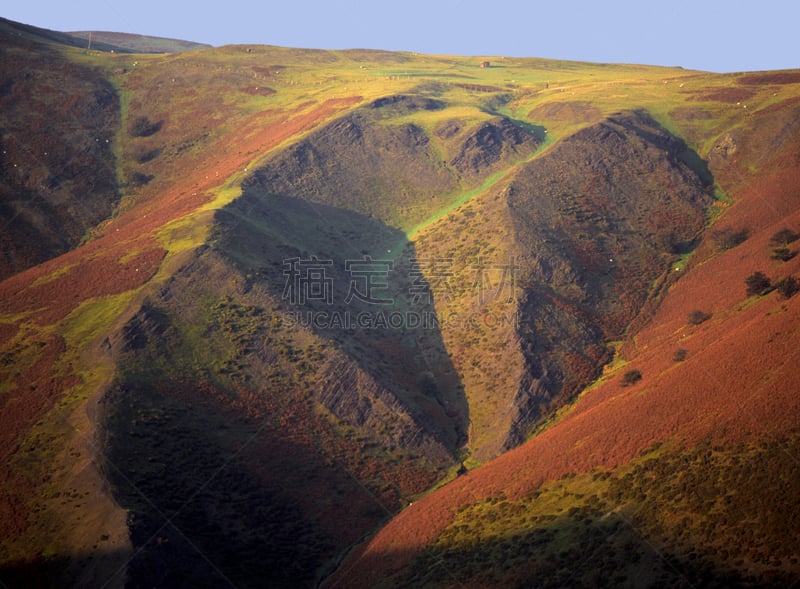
[2,21,800,586]
[398,436,800,588]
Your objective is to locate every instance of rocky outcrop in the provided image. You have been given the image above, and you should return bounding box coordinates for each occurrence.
[710,132,738,165]
[450,117,541,177]
[114,303,171,352]
[317,352,455,465]
[368,94,445,114]
[242,108,458,229]
[242,102,541,231]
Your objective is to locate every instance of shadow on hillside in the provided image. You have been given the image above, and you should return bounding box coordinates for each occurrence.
[0,547,131,589]
[212,190,470,458]
[327,509,788,589]
[0,33,121,281]
[93,189,471,588]
[99,379,375,588]
[624,109,715,187]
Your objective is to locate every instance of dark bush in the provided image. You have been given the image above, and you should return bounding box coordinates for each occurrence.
[745,271,772,296]
[687,310,712,325]
[134,146,162,163]
[775,276,800,299]
[769,228,800,247]
[129,116,163,138]
[673,348,688,362]
[711,227,749,251]
[621,369,642,387]
[129,171,154,187]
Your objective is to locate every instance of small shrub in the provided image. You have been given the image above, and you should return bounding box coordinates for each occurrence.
[621,369,642,387]
[129,116,163,138]
[745,271,773,296]
[769,228,800,247]
[673,348,688,362]
[770,247,797,262]
[775,275,800,299]
[687,310,712,325]
[129,171,154,187]
[711,227,749,251]
[134,146,162,163]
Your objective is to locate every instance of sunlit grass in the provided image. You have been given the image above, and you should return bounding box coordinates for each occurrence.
[58,293,136,352]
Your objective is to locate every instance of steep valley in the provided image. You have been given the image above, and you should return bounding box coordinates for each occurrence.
[1,17,800,588]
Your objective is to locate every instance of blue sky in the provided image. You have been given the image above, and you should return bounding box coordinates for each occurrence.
[3,1,797,73]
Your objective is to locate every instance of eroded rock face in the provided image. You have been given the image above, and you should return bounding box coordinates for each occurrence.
[502,111,713,447]
[243,110,458,229]
[116,304,171,352]
[710,132,738,164]
[316,352,455,465]
[367,94,446,114]
[243,98,540,230]
[450,117,541,177]
[242,105,714,460]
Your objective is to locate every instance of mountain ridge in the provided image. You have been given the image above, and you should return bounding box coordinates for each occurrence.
[67,31,211,54]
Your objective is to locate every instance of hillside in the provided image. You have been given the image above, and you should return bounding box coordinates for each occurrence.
[67,31,211,54]
[327,75,800,588]
[0,29,120,280]
[0,17,129,53]
[1,16,799,588]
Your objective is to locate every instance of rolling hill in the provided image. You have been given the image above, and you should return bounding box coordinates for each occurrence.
[1,16,799,588]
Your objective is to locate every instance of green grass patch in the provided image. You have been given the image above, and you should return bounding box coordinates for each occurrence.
[406,134,553,240]
[156,211,215,254]
[58,293,136,352]
[672,250,694,272]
